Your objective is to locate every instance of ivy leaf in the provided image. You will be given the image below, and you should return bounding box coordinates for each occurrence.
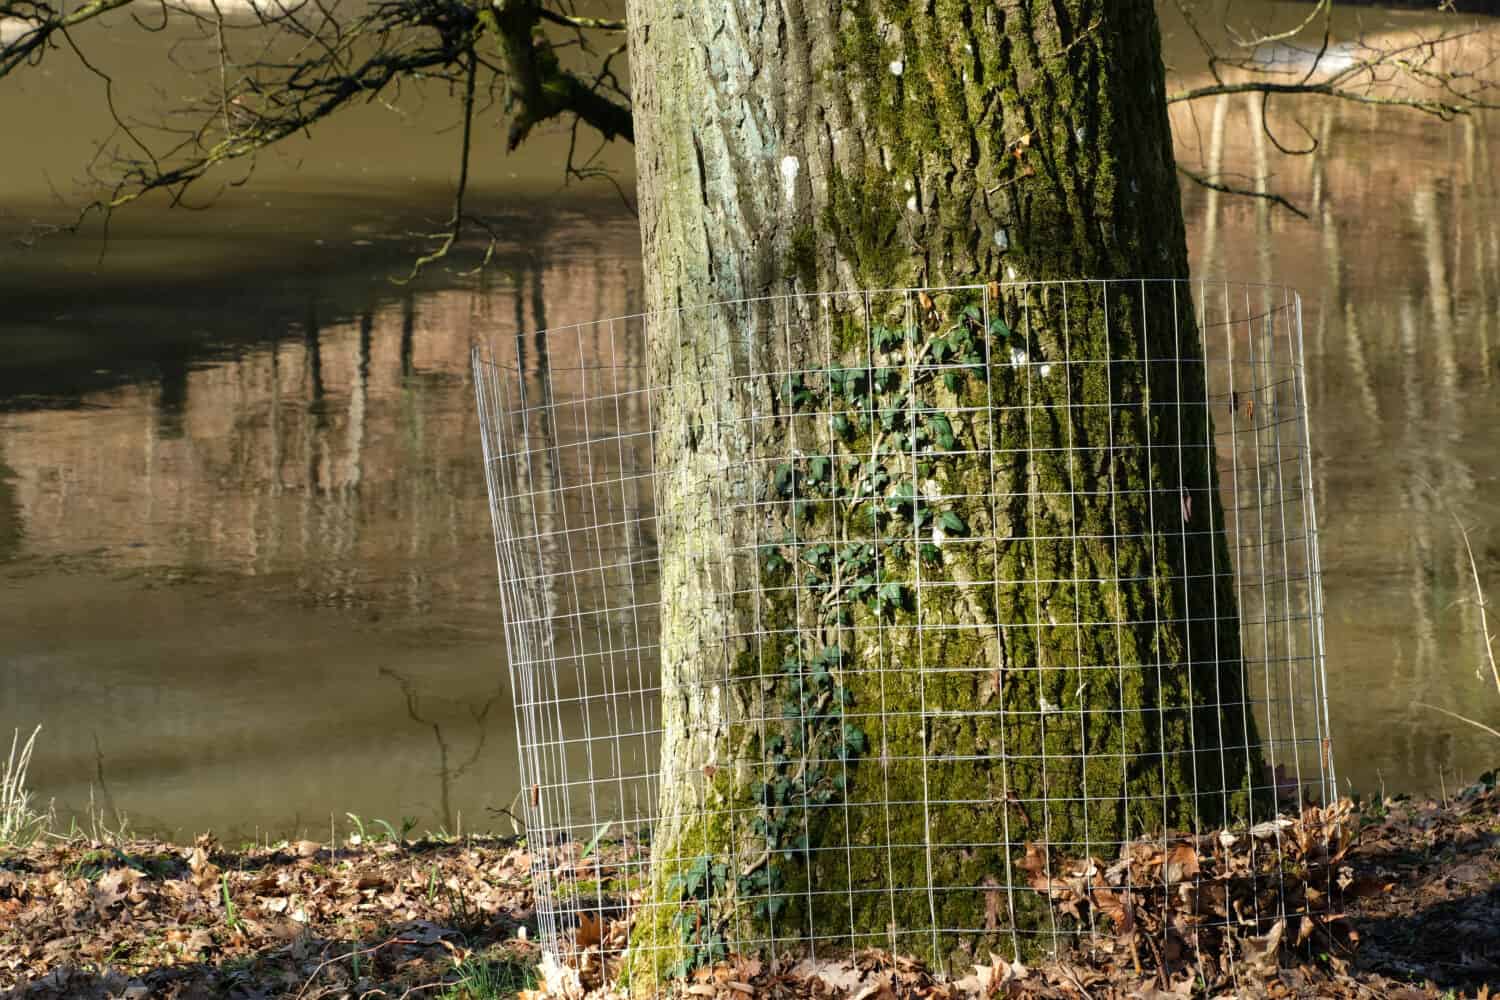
[931,334,952,363]
[886,482,916,516]
[989,316,1012,340]
[759,544,788,574]
[780,373,815,410]
[802,543,833,568]
[929,413,956,450]
[939,510,968,536]
[843,724,868,756]
[773,462,795,497]
[877,581,905,612]
[832,413,852,438]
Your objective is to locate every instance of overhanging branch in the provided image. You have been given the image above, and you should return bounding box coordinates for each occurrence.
[484,0,633,149]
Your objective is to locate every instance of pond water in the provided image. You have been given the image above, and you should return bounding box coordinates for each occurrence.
[1,5,1497,840]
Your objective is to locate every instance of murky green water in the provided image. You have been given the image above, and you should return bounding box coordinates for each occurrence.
[1,5,1497,840]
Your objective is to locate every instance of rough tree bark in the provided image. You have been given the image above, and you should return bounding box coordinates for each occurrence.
[623,0,1263,979]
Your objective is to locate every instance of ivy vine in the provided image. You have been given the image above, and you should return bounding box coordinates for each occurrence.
[731,291,1019,946]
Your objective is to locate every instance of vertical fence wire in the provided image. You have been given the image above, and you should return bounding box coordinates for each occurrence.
[473,279,1335,987]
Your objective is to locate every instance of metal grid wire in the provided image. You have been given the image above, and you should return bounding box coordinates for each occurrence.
[473,279,1335,984]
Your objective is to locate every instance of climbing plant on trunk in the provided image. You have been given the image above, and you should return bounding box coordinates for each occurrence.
[623,0,1265,980]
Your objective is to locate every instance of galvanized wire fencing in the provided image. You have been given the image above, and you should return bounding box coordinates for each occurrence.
[473,280,1335,989]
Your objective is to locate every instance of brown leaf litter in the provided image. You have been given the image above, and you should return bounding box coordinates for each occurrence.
[1,774,1496,999]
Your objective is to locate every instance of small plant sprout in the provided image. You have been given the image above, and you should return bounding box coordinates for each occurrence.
[221,873,243,933]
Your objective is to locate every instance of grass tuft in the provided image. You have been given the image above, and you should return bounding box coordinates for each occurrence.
[1,726,51,851]
[440,957,536,999]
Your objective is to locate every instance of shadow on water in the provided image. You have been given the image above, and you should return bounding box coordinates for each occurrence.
[379,664,507,836]
[0,198,645,840]
[0,447,21,563]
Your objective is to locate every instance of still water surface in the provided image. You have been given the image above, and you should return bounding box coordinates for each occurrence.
[1,6,1497,839]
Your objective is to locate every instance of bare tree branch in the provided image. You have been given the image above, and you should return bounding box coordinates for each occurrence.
[536,7,624,32]
[0,0,135,79]
[1166,1,1500,216]
[8,0,1497,265]
[7,0,632,254]
[1176,164,1310,219]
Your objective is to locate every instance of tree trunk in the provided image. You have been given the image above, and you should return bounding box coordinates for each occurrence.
[623,0,1263,979]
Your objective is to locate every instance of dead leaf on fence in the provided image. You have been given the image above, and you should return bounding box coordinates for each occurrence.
[575,912,603,950]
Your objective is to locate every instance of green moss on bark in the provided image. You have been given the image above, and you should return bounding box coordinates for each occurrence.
[629,0,1263,978]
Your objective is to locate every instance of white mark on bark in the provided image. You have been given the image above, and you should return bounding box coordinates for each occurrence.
[889,59,904,76]
[906,196,918,212]
[1006,265,1018,280]
[1040,364,1052,377]
[1009,346,1028,367]
[993,228,1009,250]
[780,155,800,205]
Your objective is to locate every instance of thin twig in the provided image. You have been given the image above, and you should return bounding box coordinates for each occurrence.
[1414,701,1500,741]
[394,43,478,285]
[293,935,410,1000]
[1416,475,1499,697]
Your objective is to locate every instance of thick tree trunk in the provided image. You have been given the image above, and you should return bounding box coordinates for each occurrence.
[624,0,1263,980]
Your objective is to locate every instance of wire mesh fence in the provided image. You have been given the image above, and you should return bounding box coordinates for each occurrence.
[473,279,1335,989]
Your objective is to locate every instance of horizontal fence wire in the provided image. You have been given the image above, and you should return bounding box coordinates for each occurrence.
[473,279,1335,989]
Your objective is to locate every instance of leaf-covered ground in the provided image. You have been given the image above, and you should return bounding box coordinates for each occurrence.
[1,775,1496,1000]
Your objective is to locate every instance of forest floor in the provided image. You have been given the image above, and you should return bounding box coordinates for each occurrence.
[0,773,1496,1000]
